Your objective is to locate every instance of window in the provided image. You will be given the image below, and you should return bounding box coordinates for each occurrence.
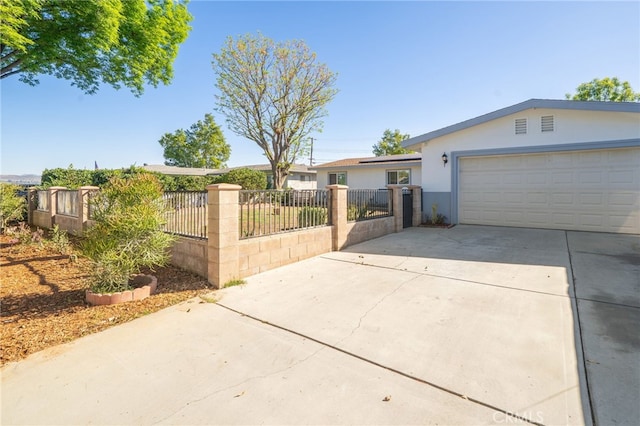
[515,118,527,135]
[541,115,554,132]
[387,169,410,185]
[300,175,306,182]
[328,172,347,185]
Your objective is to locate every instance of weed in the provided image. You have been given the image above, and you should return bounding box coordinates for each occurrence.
[224,278,246,288]
[49,225,71,255]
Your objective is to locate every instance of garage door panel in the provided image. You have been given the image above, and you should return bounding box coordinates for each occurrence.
[459,147,640,234]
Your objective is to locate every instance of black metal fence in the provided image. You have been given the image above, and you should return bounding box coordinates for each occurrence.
[162,191,207,239]
[239,189,330,239]
[346,189,391,222]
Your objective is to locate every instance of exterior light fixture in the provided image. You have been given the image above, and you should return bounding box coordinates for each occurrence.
[442,152,448,167]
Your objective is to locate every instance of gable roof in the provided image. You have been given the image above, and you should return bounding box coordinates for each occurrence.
[403,99,640,150]
[311,153,421,169]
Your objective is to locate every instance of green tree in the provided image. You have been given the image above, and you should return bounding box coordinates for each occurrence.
[216,168,267,190]
[212,33,338,189]
[566,77,640,102]
[1,0,192,96]
[372,129,413,156]
[159,113,231,169]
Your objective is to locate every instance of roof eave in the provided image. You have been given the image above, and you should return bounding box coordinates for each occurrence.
[402,98,640,150]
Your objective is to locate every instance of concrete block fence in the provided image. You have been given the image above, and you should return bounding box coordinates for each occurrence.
[28,184,422,289]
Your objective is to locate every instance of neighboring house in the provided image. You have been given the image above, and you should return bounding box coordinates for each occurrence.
[142,163,316,190]
[402,99,640,234]
[141,164,218,176]
[210,164,317,190]
[312,153,422,189]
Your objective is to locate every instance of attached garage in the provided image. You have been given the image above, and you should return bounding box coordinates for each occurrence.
[402,99,640,234]
[458,147,640,234]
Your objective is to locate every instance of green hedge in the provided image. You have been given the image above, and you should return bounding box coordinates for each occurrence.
[40,165,269,191]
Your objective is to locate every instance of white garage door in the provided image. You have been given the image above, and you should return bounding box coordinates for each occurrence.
[458,147,640,234]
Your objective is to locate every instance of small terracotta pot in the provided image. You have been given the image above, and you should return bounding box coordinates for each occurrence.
[85,274,158,306]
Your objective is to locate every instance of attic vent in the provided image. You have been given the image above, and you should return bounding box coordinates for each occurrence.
[541,115,554,132]
[515,118,527,135]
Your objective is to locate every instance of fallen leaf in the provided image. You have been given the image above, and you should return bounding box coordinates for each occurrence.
[382,395,391,402]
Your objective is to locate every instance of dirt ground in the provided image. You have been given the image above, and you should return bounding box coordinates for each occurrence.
[0,230,212,366]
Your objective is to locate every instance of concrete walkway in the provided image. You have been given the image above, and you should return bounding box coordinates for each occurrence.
[2,226,638,425]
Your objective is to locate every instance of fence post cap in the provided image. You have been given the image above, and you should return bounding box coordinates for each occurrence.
[206,183,242,191]
[47,186,67,190]
[79,186,100,190]
[325,184,348,190]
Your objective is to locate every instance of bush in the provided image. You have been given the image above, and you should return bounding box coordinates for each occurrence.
[41,165,93,189]
[82,173,175,293]
[0,183,26,232]
[216,168,267,190]
[297,206,328,228]
[347,204,368,221]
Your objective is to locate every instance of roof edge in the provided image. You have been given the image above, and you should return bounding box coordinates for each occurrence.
[403,99,640,150]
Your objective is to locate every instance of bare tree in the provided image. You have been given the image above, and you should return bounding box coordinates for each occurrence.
[212,33,338,189]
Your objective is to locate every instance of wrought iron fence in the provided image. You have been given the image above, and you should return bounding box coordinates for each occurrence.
[57,190,78,216]
[162,191,207,239]
[36,190,49,211]
[346,189,391,222]
[239,189,330,239]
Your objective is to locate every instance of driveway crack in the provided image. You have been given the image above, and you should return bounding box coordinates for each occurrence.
[152,344,326,424]
[337,274,421,344]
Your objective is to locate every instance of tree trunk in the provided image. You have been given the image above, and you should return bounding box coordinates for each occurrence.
[270,163,288,189]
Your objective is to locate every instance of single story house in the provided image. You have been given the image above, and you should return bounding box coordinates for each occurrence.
[402,99,640,234]
[142,163,316,190]
[311,153,422,189]
[141,164,218,176]
[211,164,317,190]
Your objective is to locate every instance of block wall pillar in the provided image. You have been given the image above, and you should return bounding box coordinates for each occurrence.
[207,184,241,289]
[327,184,348,250]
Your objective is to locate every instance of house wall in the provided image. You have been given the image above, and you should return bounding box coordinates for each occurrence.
[316,165,422,189]
[285,173,317,190]
[419,109,640,222]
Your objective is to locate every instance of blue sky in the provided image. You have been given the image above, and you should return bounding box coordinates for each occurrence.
[1,1,639,175]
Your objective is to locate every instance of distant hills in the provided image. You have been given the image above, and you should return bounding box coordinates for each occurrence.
[0,174,41,185]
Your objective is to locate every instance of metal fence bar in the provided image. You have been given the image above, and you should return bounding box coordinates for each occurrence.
[346,189,391,222]
[162,191,207,239]
[239,190,329,239]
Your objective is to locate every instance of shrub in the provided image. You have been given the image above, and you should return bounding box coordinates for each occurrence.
[41,165,93,189]
[347,203,368,221]
[0,183,26,232]
[82,173,175,293]
[216,168,267,190]
[297,206,328,228]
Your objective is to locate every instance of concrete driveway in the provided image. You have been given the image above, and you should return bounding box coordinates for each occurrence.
[2,225,638,425]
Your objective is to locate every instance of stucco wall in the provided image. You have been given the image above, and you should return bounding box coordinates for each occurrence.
[32,210,51,229]
[55,214,82,235]
[421,109,640,192]
[316,165,422,189]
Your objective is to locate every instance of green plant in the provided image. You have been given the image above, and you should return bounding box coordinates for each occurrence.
[224,279,246,288]
[431,203,438,225]
[0,183,26,232]
[347,203,368,221]
[215,168,267,191]
[82,173,176,294]
[425,213,447,226]
[298,207,328,227]
[48,224,71,255]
